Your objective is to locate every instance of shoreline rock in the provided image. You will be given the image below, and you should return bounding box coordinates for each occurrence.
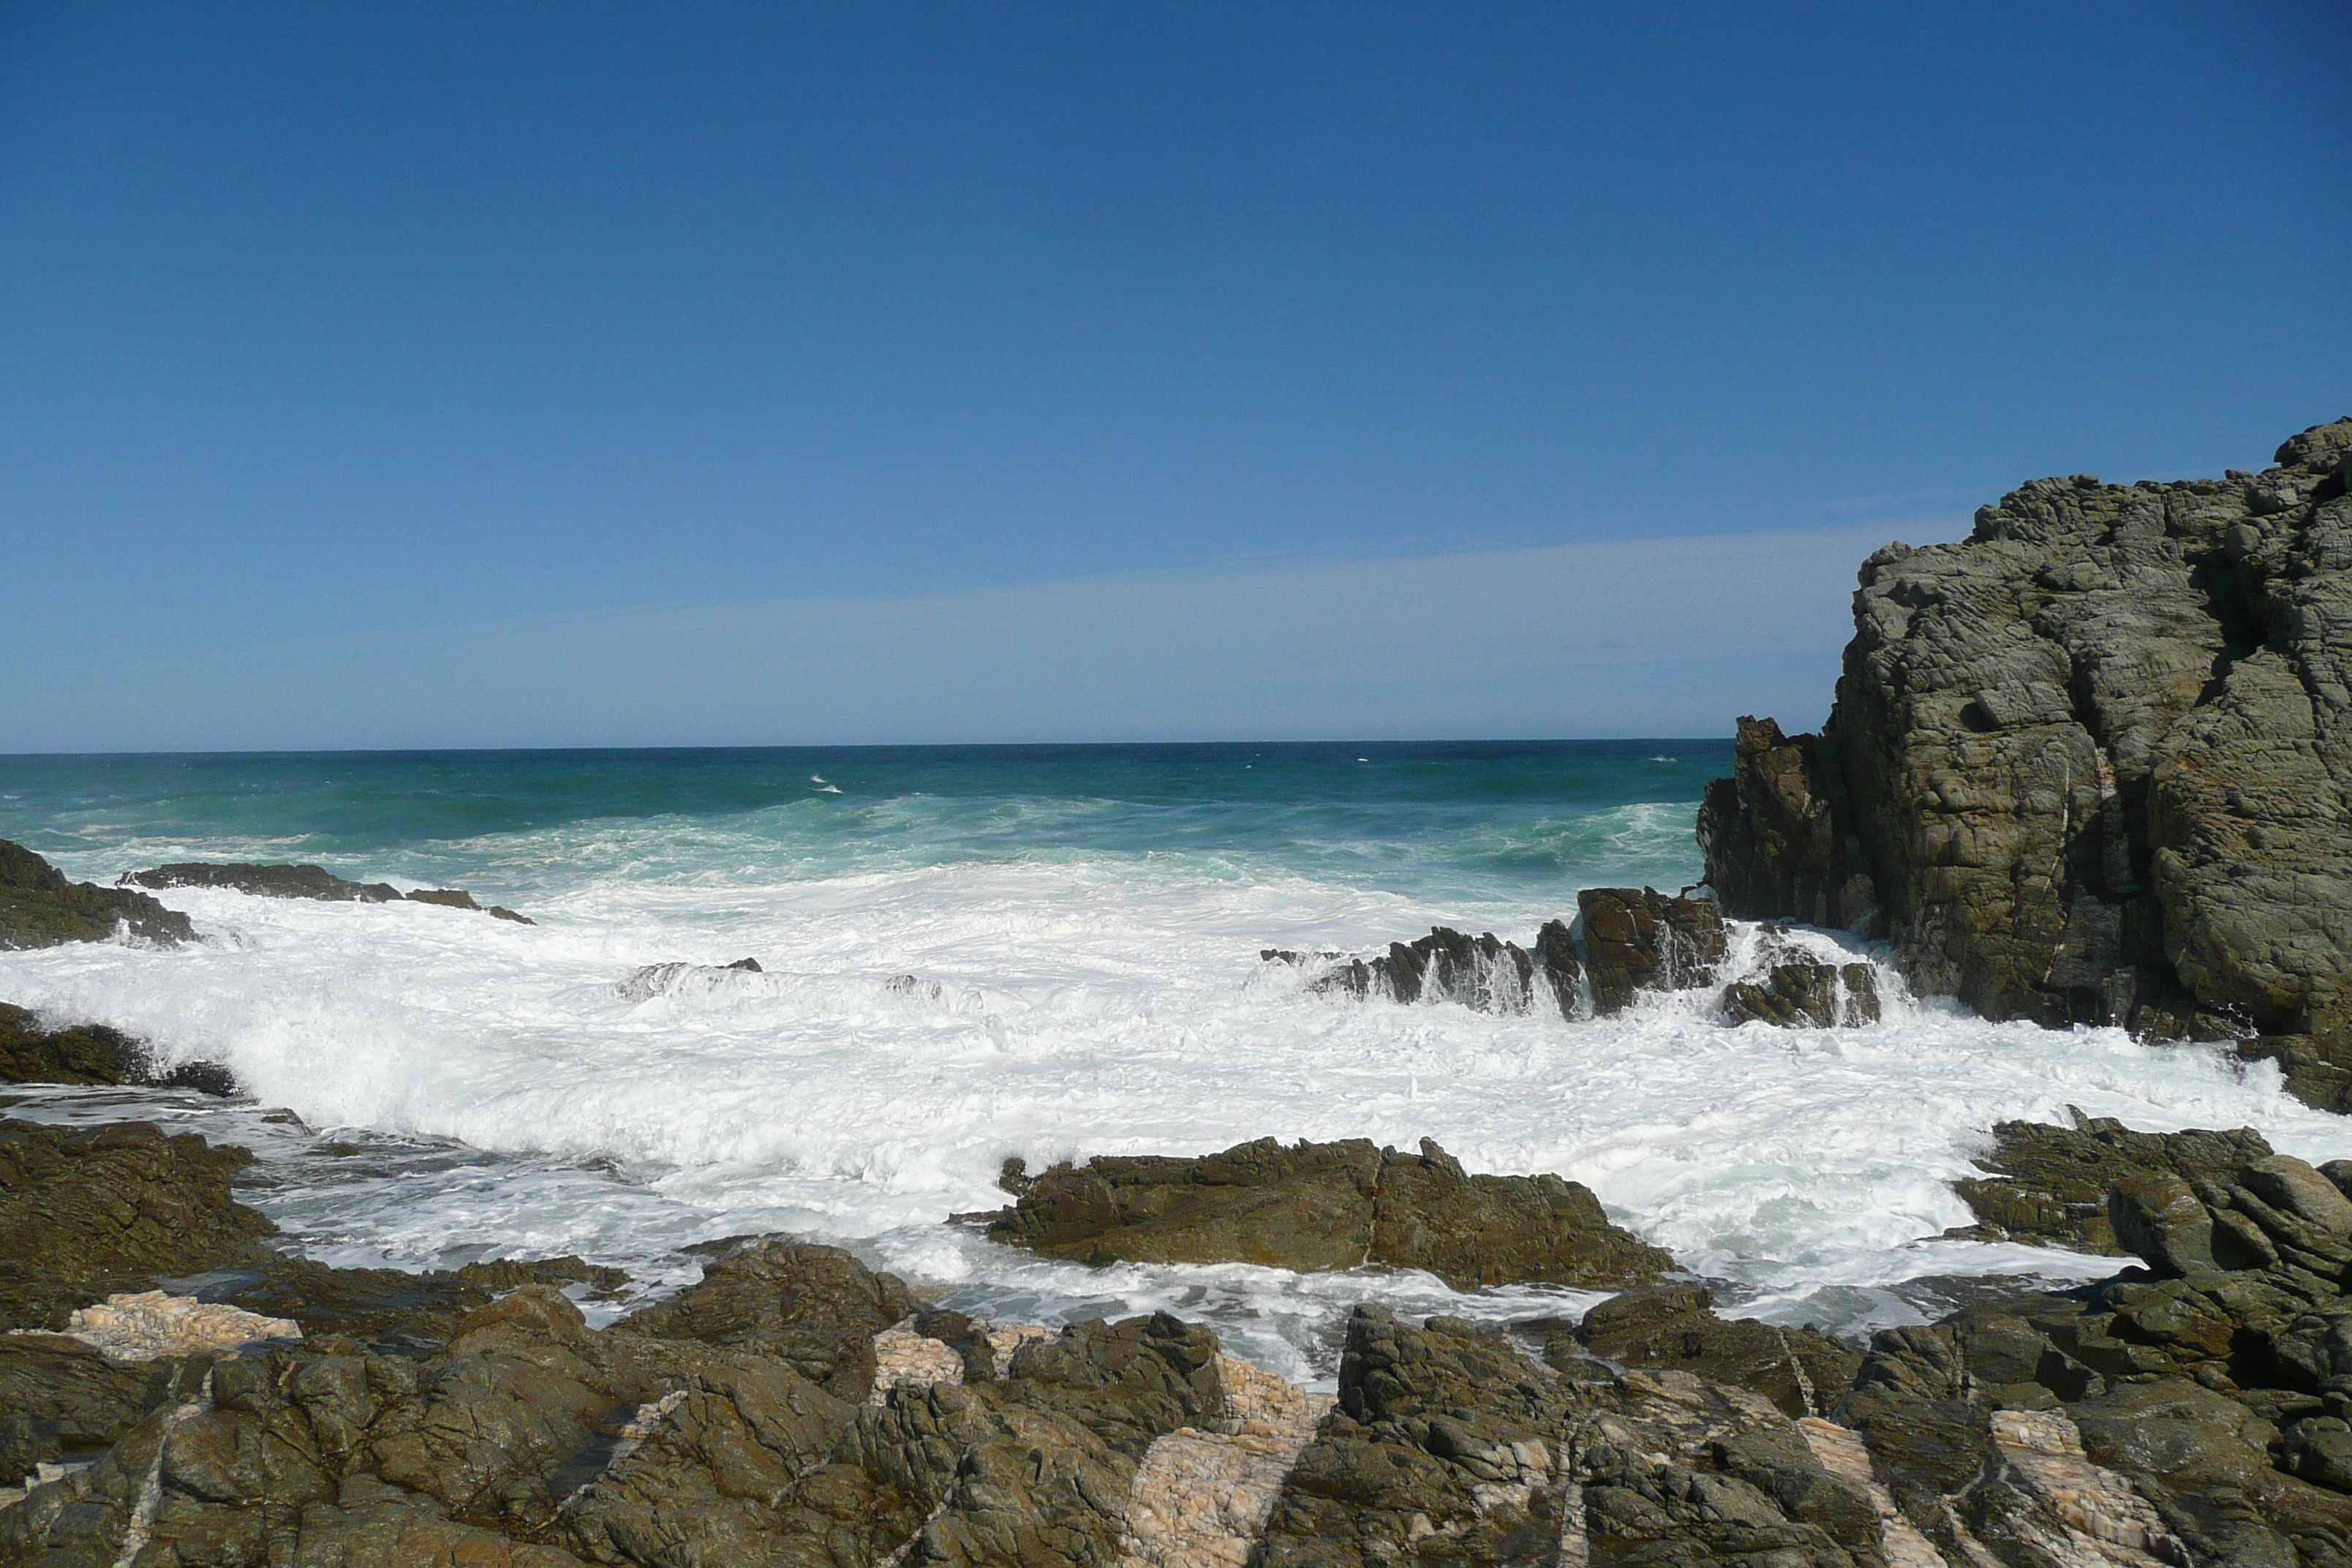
[984,1134,1675,1289]
[1270,889,1882,1028]
[1700,418,2352,1107]
[0,842,191,951]
[7,1111,2352,1561]
[0,1003,235,1096]
[120,861,535,923]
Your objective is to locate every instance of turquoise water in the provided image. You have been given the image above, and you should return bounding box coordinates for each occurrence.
[0,739,2338,1382]
[0,741,1726,903]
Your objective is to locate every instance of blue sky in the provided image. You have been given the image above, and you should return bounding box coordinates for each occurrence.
[3,2,2346,750]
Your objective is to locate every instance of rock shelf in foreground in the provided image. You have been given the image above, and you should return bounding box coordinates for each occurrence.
[9,1112,2352,1563]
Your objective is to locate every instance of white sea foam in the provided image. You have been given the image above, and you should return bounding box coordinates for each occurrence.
[6,803,2348,1384]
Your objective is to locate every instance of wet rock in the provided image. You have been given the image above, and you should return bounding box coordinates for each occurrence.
[0,840,193,951]
[1720,955,1882,1028]
[611,1237,918,1402]
[0,1120,276,1300]
[1557,1283,1863,1419]
[1577,886,1726,1014]
[1260,1306,1884,1568]
[1700,421,2352,1106]
[404,889,537,924]
[614,961,770,1002]
[121,860,404,902]
[0,1335,206,1490]
[986,1135,1673,1289]
[1305,926,1541,1014]
[0,1003,235,1094]
[1945,1109,2273,1251]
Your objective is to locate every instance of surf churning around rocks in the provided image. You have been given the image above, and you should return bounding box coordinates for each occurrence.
[1,741,2342,1385]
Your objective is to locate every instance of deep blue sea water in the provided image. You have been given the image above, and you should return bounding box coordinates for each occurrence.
[1,741,2337,1382]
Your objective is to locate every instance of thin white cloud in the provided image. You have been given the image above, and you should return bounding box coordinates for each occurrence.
[10,519,1963,750]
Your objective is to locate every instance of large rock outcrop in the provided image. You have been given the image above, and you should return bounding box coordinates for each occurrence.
[987,1135,1674,1289]
[1702,418,2352,1098]
[0,842,192,950]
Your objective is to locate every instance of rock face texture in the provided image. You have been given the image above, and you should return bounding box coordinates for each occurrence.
[1946,1111,2279,1254]
[1701,419,2352,1098]
[18,1112,2352,1564]
[0,842,192,951]
[987,1136,1673,1289]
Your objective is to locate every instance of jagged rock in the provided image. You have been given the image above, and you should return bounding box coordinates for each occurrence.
[1284,899,1744,1022]
[1577,886,1726,1014]
[1945,1110,2274,1251]
[0,840,192,951]
[0,1334,208,1492]
[1721,956,1882,1028]
[1700,715,1880,932]
[0,1003,235,1094]
[1305,925,1542,1014]
[1553,1283,1863,1420]
[1259,1306,1886,1568]
[1700,421,2352,1102]
[987,1135,1672,1290]
[610,1237,918,1402]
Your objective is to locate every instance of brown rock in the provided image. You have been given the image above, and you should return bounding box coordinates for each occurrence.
[985,1135,1672,1289]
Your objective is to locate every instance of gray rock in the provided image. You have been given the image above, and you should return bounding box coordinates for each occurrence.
[1700,420,2352,1104]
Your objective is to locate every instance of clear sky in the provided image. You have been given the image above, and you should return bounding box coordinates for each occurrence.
[4,1,2346,750]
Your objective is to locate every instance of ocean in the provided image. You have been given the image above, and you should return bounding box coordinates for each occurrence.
[1,740,2340,1385]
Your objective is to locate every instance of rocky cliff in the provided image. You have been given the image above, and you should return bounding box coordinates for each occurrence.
[1702,418,2352,1105]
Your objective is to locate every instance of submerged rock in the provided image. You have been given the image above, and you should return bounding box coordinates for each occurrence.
[119,861,535,922]
[121,860,403,902]
[985,1135,1673,1289]
[0,1003,235,1095]
[1700,419,2352,1107]
[0,841,192,951]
